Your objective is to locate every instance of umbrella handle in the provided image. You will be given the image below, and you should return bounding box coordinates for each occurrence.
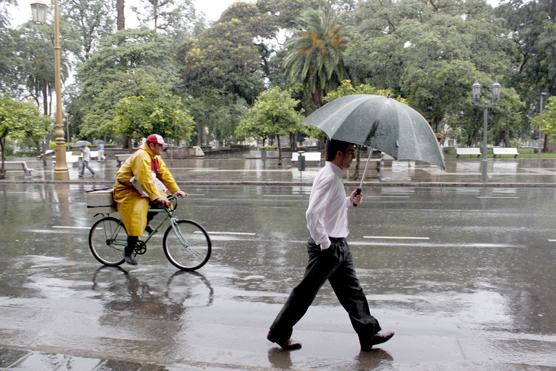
[353,188,361,207]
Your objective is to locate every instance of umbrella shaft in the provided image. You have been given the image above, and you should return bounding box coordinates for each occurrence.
[359,149,373,190]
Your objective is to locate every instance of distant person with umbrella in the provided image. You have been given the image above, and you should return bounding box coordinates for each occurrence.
[267,139,394,351]
[78,142,95,178]
[97,142,105,161]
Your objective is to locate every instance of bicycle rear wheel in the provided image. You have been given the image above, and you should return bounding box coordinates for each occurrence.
[163,220,211,271]
[89,216,127,266]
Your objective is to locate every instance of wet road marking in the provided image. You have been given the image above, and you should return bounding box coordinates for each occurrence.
[351,241,521,248]
[199,231,257,236]
[264,194,304,197]
[547,239,556,242]
[363,235,430,240]
[53,226,89,229]
[366,195,410,198]
[476,196,520,199]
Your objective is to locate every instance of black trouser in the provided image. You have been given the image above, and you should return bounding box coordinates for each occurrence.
[269,237,381,341]
[124,210,157,256]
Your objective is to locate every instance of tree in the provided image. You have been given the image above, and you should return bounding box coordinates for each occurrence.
[187,90,248,147]
[495,0,556,151]
[62,0,115,62]
[236,87,304,164]
[132,0,200,38]
[114,87,195,143]
[534,96,556,141]
[0,95,49,178]
[176,18,265,105]
[284,8,348,108]
[116,0,125,30]
[71,29,179,143]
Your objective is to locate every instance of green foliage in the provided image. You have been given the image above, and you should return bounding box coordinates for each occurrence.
[63,0,115,62]
[187,90,248,146]
[534,96,556,138]
[132,0,200,38]
[235,87,304,142]
[0,95,49,176]
[324,79,400,102]
[114,89,194,142]
[72,29,179,141]
[176,17,264,105]
[284,8,348,107]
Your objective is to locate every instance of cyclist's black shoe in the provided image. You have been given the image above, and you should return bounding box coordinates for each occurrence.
[145,224,154,234]
[124,254,138,265]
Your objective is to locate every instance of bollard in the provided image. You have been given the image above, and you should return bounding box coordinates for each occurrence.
[297,151,306,172]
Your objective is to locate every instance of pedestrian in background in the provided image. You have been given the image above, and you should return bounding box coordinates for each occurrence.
[79,144,95,178]
[97,142,105,161]
[267,139,394,351]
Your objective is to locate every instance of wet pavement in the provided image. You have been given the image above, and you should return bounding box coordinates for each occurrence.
[1,156,556,370]
[5,155,556,186]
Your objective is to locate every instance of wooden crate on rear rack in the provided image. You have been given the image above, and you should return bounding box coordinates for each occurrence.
[86,188,116,215]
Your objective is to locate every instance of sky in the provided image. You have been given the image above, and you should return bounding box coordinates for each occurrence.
[8,0,238,27]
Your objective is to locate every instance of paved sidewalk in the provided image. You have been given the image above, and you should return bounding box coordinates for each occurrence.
[3,156,556,187]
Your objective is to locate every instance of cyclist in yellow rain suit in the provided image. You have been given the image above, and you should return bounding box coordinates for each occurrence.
[113,134,186,265]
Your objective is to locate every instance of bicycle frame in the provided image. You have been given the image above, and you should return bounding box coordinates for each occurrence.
[100,201,181,246]
[141,206,178,244]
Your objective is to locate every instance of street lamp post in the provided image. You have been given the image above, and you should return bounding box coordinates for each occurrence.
[31,1,69,180]
[540,92,548,152]
[472,81,501,182]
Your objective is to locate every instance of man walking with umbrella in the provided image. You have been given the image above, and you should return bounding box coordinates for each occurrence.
[78,143,95,178]
[267,139,394,351]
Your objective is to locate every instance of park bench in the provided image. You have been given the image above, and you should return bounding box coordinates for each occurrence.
[456,147,481,158]
[493,147,519,158]
[66,152,81,168]
[3,160,33,176]
[115,153,132,167]
[89,150,99,160]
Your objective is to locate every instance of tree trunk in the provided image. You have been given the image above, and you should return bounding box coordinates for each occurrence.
[543,133,549,153]
[0,137,5,179]
[116,0,125,30]
[277,135,282,166]
[311,88,322,107]
[42,82,48,116]
[351,145,361,180]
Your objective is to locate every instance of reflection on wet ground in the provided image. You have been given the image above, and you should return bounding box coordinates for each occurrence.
[0,183,555,369]
[8,156,556,184]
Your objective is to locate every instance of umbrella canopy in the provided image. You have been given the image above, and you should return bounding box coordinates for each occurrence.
[304,94,445,169]
[73,140,91,148]
[93,139,105,144]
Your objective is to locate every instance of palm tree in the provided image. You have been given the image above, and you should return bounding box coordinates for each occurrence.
[284,8,348,108]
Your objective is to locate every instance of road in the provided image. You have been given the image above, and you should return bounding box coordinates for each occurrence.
[0,183,555,370]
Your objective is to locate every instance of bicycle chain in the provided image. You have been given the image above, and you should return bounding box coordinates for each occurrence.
[134,240,147,255]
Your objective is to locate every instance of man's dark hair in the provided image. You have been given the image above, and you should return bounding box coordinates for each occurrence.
[326,139,353,161]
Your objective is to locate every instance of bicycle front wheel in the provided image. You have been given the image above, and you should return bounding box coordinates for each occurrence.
[89,216,127,266]
[163,220,211,271]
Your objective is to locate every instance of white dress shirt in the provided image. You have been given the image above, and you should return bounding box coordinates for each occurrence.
[82,146,91,162]
[306,161,353,250]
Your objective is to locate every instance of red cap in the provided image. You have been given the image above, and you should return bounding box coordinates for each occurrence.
[146,134,165,145]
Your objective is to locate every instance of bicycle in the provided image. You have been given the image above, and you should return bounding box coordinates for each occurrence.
[88,195,211,271]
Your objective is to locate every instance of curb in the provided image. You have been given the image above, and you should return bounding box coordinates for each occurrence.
[2,179,556,188]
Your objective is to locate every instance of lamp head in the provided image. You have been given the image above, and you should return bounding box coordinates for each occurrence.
[31,2,48,23]
[491,82,501,104]
[472,81,481,103]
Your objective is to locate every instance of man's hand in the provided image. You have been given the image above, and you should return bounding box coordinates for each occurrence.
[350,189,363,206]
[175,190,187,198]
[156,196,171,208]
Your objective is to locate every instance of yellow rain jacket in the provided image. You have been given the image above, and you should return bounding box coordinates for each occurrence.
[113,144,181,236]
